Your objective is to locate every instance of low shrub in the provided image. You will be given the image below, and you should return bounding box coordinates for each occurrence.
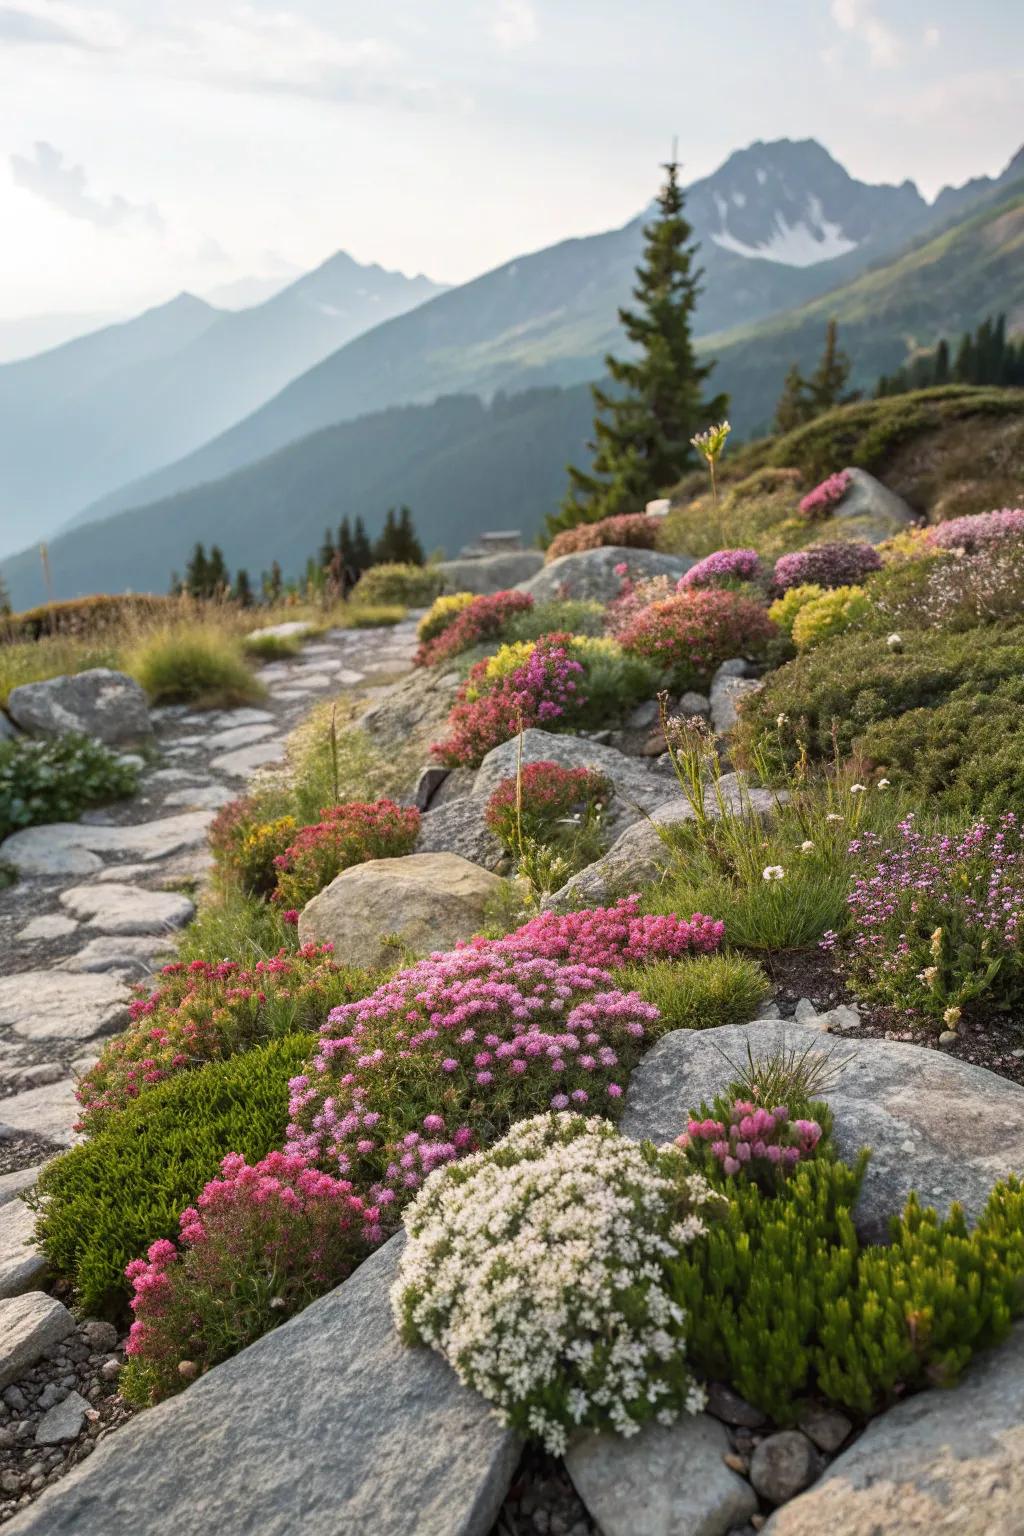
[791,585,871,651]
[618,590,776,689]
[501,597,605,645]
[678,548,765,591]
[124,625,263,708]
[0,733,138,841]
[394,1112,717,1453]
[75,946,378,1131]
[334,603,407,629]
[768,583,826,638]
[271,799,420,908]
[869,541,1024,633]
[242,630,304,660]
[484,760,611,852]
[829,811,1024,1026]
[545,513,662,562]
[433,635,587,767]
[4,593,175,642]
[679,1098,825,1186]
[798,471,851,519]
[350,563,441,608]
[623,953,769,1033]
[284,708,415,826]
[415,590,535,667]
[925,508,1024,552]
[604,571,678,638]
[209,796,298,897]
[773,541,882,593]
[121,1152,379,1405]
[31,1034,311,1315]
[416,592,476,644]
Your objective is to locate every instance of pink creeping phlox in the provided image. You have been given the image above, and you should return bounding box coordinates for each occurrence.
[678,548,765,591]
[924,508,1024,554]
[798,471,851,520]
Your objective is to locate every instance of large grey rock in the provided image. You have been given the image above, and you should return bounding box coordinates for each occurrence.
[0,1080,79,1145]
[566,1413,758,1536]
[7,669,151,746]
[5,1236,519,1536]
[517,546,693,603]
[59,882,194,935]
[416,798,505,871]
[0,973,129,1045]
[0,810,214,876]
[436,551,544,594]
[356,668,462,757]
[830,467,916,544]
[620,1021,1024,1242]
[0,1293,75,1391]
[299,852,503,969]
[764,1324,1024,1536]
[0,712,20,742]
[472,729,675,831]
[0,1200,45,1297]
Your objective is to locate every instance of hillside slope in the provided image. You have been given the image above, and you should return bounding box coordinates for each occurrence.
[0,385,595,607]
[0,255,444,554]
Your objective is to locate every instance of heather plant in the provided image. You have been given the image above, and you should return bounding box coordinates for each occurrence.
[393,1113,719,1452]
[433,635,588,767]
[678,548,765,592]
[798,471,851,519]
[0,732,138,840]
[925,508,1024,553]
[773,541,881,593]
[485,759,610,856]
[271,798,420,908]
[416,591,476,644]
[415,590,535,667]
[545,513,662,563]
[790,585,871,651]
[870,541,1024,632]
[604,569,677,638]
[76,947,379,1132]
[121,1152,380,1405]
[32,1034,311,1313]
[828,811,1024,1026]
[768,583,826,638]
[618,590,776,689]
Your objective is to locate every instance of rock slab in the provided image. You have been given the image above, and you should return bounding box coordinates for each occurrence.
[6,669,151,746]
[4,1236,520,1536]
[435,551,544,594]
[517,546,693,603]
[59,883,194,936]
[0,810,214,877]
[0,1201,46,1298]
[764,1324,1024,1536]
[416,797,505,871]
[566,1412,758,1536]
[0,1294,75,1392]
[299,853,504,970]
[0,972,129,1043]
[620,1021,1024,1241]
[0,1080,79,1145]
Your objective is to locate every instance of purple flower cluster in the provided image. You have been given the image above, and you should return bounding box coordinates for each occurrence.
[773,541,882,593]
[679,1099,822,1179]
[835,812,1024,1023]
[798,471,851,520]
[678,548,765,591]
[925,508,1024,554]
[434,634,588,766]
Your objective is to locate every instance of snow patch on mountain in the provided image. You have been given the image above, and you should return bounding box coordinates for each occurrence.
[711,195,859,268]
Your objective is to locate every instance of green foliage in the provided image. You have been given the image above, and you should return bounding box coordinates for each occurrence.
[349,563,442,608]
[768,582,826,637]
[622,953,770,1032]
[553,157,727,536]
[791,585,871,651]
[125,624,264,708]
[283,708,416,825]
[502,598,605,644]
[0,733,138,840]
[372,506,425,566]
[242,630,304,660]
[877,313,1024,398]
[175,885,299,966]
[3,593,174,642]
[567,635,662,726]
[31,1035,311,1316]
[417,592,476,644]
[772,319,858,434]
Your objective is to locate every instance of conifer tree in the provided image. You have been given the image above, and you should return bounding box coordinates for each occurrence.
[184,543,210,599]
[396,506,425,565]
[550,155,727,537]
[337,517,354,570]
[268,560,283,602]
[233,568,254,607]
[807,319,856,414]
[773,364,812,434]
[934,337,951,386]
[206,545,230,596]
[374,508,399,563]
[318,529,336,571]
[351,517,373,571]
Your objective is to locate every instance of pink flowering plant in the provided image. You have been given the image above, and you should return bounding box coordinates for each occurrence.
[414,590,535,667]
[924,508,1024,554]
[798,471,851,520]
[618,589,777,688]
[545,513,662,563]
[484,760,611,852]
[827,811,1024,1025]
[678,548,765,592]
[774,541,881,593]
[75,947,378,1133]
[678,1099,825,1188]
[272,798,420,908]
[433,634,588,766]
[121,1151,380,1404]
[604,570,677,637]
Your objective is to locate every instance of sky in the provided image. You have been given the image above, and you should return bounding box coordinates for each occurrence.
[0,0,1021,319]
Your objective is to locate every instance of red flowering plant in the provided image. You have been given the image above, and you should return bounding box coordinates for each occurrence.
[271,798,420,908]
[121,1151,381,1404]
[484,761,612,853]
[433,634,588,766]
[415,590,535,667]
[618,589,776,688]
[208,794,298,897]
[545,513,661,563]
[75,946,378,1133]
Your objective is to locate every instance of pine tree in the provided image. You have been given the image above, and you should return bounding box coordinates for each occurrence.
[396,506,425,565]
[168,570,183,597]
[934,338,951,386]
[184,543,210,599]
[550,155,727,537]
[318,529,336,572]
[773,363,812,433]
[953,328,974,383]
[373,508,399,564]
[337,517,354,569]
[206,546,230,595]
[233,568,254,607]
[807,319,856,414]
[268,560,283,602]
[351,516,373,571]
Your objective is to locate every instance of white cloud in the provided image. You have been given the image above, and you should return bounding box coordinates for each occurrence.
[492,0,537,49]
[924,25,941,48]
[9,142,164,232]
[830,0,901,68]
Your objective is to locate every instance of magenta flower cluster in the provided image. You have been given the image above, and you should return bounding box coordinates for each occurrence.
[478,895,724,968]
[798,471,851,520]
[773,541,881,593]
[679,1100,822,1178]
[434,634,587,766]
[925,508,1024,554]
[678,548,765,591]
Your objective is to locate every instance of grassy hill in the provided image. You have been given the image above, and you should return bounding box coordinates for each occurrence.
[705,185,1024,433]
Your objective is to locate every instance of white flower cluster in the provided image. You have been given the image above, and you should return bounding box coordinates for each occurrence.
[392,1112,718,1454]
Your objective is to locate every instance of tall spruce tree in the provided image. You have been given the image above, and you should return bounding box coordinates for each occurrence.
[233,568,254,607]
[807,319,856,414]
[550,155,726,537]
[351,517,373,571]
[773,363,812,434]
[396,506,425,564]
[318,528,336,571]
[206,545,230,595]
[337,517,354,569]
[373,508,399,564]
[184,543,210,598]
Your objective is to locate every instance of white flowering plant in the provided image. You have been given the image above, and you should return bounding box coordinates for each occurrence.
[392,1112,721,1453]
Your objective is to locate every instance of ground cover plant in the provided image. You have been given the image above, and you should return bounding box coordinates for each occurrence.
[0,732,138,840]
[270,798,420,908]
[678,548,765,591]
[773,541,881,593]
[415,590,535,666]
[349,562,442,608]
[545,512,663,562]
[617,589,776,688]
[798,470,851,519]
[485,759,611,894]
[123,623,265,708]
